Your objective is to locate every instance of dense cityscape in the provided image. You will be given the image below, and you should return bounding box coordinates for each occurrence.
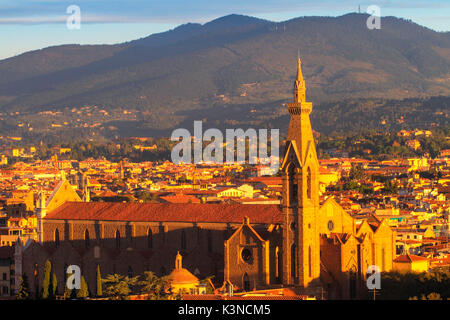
[0,0,449,307]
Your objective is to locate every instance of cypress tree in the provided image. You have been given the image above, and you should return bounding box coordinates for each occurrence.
[96,265,102,297]
[16,274,31,300]
[51,273,58,298]
[42,260,52,299]
[77,276,89,299]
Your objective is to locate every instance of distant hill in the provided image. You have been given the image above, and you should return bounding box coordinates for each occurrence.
[0,13,449,133]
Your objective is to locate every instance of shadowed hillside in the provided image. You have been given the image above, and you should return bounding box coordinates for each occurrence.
[0,13,449,134]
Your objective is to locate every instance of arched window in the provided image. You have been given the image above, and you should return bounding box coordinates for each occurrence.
[84,229,90,248]
[54,229,60,248]
[307,167,312,199]
[349,267,357,299]
[147,228,153,249]
[243,273,250,291]
[207,230,212,253]
[291,244,297,279]
[308,246,312,278]
[115,230,120,249]
[288,164,298,205]
[275,246,280,280]
[181,230,187,250]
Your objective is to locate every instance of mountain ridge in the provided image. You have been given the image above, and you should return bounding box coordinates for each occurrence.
[0,13,449,133]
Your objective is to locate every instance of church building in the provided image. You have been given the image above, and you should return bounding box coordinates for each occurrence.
[15,57,396,299]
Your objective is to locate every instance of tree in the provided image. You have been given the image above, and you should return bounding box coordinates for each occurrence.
[200,276,215,294]
[102,274,138,300]
[77,276,89,299]
[50,272,58,299]
[349,164,365,180]
[42,260,52,299]
[96,265,102,297]
[16,274,31,300]
[138,271,172,300]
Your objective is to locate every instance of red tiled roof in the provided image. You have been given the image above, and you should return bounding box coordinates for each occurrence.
[45,202,283,224]
[394,254,428,263]
[160,195,201,204]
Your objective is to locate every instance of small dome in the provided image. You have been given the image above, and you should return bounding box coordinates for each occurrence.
[168,251,199,284]
[168,268,199,285]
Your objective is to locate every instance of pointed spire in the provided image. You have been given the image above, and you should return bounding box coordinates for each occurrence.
[294,54,306,103]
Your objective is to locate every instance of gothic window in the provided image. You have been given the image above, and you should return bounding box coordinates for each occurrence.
[115,230,120,249]
[147,228,153,249]
[307,167,312,199]
[349,266,357,299]
[275,246,280,281]
[291,244,297,278]
[126,224,133,246]
[181,229,187,250]
[84,229,90,248]
[54,229,60,248]
[288,164,298,205]
[308,246,312,278]
[64,222,70,241]
[243,273,250,291]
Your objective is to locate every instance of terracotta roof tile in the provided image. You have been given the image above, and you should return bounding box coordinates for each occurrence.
[45,202,283,224]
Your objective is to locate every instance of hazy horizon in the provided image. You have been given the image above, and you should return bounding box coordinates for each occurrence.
[1,0,449,60]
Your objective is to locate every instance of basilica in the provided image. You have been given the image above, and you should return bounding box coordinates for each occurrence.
[15,57,395,299]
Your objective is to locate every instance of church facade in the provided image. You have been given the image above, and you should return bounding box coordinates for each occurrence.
[15,58,395,299]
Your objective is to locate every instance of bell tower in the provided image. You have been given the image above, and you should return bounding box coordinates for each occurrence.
[281,56,320,288]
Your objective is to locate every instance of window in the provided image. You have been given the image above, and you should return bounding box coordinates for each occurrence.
[241,248,252,263]
[115,230,120,249]
[147,228,153,249]
[307,167,312,199]
[243,273,250,291]
[291,244,297,278]
[2,286,8,295]
[2,273,6,280]
[381,247,386,271]
[349,268,357,299]
[308,246,312,277]
[84,229,90,248]
[327,220,334,231]
[275,246,280,281]
[288,163,297,205]
[127,266,133,278]
[54,229,60,247]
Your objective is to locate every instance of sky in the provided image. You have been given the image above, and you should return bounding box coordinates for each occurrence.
[1,0,449,60]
